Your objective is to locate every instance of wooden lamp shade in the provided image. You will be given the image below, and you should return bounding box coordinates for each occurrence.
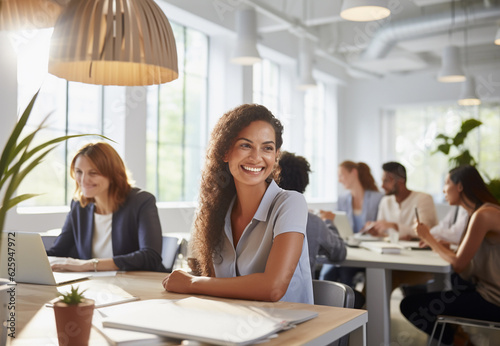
[0,0,64,31]
[48,0,178,86]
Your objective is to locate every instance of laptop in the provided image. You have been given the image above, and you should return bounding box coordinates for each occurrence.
[0,231,91,285]
[332,211,354,240]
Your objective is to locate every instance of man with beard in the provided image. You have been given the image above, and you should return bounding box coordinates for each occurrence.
[366,162,438,240]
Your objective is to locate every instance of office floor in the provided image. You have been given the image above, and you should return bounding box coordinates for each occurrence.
[390,289,499,346]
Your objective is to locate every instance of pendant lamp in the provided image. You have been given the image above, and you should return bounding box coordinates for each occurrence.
[340,0,391,22]
[0,0,65,31]
[458,76,481,106]
[437,45,465,83]
[230,8,261,65]
[48,0,178,86]
[297,37,316,90]
[495,27,500,45]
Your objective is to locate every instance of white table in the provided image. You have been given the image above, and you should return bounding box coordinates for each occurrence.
[323,247,451,346]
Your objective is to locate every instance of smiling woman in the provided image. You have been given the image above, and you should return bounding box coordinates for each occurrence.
[162,104,313,304]
[46,142,166,273]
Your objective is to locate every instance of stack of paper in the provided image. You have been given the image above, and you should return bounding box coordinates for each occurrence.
[360,241,403,254]
[100,297,318,346]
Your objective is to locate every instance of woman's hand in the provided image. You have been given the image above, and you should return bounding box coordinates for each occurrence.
[415,222,431,241]
[162,270,195,293]
[51,258,93,272]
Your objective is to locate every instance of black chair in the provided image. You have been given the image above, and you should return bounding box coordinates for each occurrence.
[312,279,355,346]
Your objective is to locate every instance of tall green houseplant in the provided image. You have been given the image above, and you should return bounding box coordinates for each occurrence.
[433,118,500,202]
[0,91,104,233]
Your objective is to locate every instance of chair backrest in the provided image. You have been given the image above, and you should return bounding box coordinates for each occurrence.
[312,280,356,346]
[161,235,181,272]
[312,279,355,308]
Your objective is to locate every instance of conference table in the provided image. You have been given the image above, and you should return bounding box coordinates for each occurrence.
[8,271,367,345]
[323,246,452,346]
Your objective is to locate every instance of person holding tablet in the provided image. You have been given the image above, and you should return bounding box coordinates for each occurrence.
[162,104,313,304]
[47,142,165,272]
[401,165,500,344]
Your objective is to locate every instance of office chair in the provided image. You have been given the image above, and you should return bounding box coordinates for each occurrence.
[161,235,182,272]
[312,279,355,346]
[428,315,500,346]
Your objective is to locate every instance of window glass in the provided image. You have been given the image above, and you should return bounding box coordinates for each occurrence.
[304,83,326,200]
[16,29,105,207]
[390,103,500,200]
[253,59,280,114]
[146,22,208,202]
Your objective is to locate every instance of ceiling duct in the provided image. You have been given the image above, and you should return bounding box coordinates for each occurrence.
[361,3,500,60]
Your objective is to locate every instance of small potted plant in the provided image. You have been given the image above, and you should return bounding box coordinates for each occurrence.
[53,286,95,346]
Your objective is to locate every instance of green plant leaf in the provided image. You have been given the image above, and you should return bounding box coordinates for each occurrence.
[0,91,39,178]
[435,134,450,141]
[449,149,477,168]
[434,143,451,155]
[2,193,41,210]
[460,118,482,133]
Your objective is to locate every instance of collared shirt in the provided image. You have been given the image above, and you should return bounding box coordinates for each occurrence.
[214,180,313,304]
[377,191,439,238]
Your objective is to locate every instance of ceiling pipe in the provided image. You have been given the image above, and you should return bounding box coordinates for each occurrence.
[238,0,383,79]
[362,3,500,60]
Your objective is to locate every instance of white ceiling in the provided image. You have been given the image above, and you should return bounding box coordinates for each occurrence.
[241,0,500,79]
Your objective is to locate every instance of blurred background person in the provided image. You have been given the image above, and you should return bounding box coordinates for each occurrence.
[319,161,383,308]
[277,151,347,278]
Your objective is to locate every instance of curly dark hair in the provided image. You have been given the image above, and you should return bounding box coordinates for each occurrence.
[190,104,284,276]
[277,151,310,194]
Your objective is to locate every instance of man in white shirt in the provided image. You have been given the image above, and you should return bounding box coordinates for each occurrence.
[367,162,438,240]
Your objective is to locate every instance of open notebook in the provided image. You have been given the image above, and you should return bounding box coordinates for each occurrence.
[101,297,318,346]
[0,231,90,285]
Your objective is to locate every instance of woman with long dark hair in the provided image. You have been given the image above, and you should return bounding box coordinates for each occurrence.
[162,104,313,303]
[401,165,500,344]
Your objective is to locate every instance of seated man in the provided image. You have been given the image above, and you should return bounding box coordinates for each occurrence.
[277,151,347,278]
[367,162,439,293]
[368,161,438,240]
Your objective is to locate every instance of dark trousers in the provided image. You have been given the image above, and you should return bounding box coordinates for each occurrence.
[400,274,500,344]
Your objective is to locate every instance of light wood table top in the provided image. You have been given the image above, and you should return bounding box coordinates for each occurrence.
[9,271,367,345]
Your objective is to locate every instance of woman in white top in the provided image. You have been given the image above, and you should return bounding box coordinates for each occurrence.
[162,104,313,304]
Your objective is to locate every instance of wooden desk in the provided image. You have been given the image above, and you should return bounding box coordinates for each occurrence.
[323,247,451,346]
[8,271,367,345]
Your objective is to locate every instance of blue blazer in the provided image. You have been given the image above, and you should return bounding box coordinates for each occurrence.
[47,188,166,272]
[337,190,384,233]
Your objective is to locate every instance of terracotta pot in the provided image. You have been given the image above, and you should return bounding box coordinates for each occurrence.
[53,299,95,346]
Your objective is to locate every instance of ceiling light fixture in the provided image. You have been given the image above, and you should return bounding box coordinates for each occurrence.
[340,0,391,22]
[458,3,480,106]
[495,26,500,45]
[48,0,178,86]
[0,0,65,31]
[297,37,316,90]
[438,45,466,82]
[231,8,261,65]
[458,76,481,106]
[438,0,465,83]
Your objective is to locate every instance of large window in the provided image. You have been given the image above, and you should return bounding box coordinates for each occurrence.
[146,22,209,202]
[15,29,107,207]
[253,59,280,114]
[387,103,500,200]
[304,83,327,200]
